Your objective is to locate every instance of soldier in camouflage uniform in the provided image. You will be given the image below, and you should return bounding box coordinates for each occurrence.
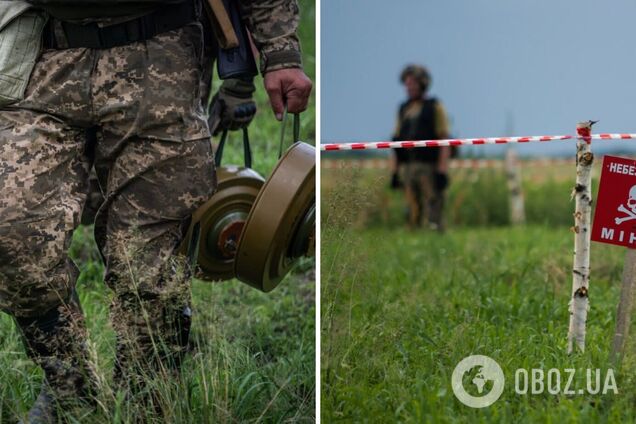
[392,64,451,230]
[0,0,312,421]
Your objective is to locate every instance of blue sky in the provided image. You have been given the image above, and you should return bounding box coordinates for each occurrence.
[321,0,636,157]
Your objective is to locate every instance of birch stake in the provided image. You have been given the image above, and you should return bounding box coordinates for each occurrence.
[567,120,596,354]
[505,147,526,225]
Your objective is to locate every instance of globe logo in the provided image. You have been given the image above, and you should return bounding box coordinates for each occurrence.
[451,355,505,408]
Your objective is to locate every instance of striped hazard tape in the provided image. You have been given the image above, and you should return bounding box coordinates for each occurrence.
[320,134,636,151]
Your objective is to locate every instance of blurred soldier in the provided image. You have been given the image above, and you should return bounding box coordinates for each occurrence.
[0,0,312,422]
[391,64,451,230]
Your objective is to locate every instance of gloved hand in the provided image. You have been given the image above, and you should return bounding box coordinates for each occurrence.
[390,172,402,189]
[209,78,257,135]
[434,172,449,191]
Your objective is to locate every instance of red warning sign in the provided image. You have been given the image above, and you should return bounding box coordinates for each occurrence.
[592,155,636,248]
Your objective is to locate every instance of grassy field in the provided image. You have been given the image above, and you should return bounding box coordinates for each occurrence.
[320,157,593,228]
[321,161,636,423]
[0,1,315,422]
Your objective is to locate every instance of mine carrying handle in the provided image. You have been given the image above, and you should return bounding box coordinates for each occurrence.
[215,127,253,169]
[278,108,301,159]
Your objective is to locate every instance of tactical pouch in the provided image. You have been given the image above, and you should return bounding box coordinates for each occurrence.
[0,3,47,107]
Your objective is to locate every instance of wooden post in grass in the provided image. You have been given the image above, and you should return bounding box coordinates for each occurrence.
[610,249,636,364]
[567,121,595,354]
[505,147,526,225]
[589,154,636,364]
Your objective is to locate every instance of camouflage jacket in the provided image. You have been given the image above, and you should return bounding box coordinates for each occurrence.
[238,0,301,73]
[20,0,302,73]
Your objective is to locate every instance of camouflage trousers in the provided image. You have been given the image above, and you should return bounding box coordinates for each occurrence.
[0,23,216,398]
[401,162,445,230]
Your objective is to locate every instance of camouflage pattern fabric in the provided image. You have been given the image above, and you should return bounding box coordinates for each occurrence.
[82,73,253,227]
[0,22,216,397]
[401,162,444,230]
[15,293,97,404]
[238,0,302,73]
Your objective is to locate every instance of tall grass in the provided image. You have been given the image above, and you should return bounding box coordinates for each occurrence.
[321,161,636,423]
[321,160,601,228]
[1,227,315,422]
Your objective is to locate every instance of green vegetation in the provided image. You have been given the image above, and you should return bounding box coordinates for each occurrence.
[321,163,636,423]
[0,229,314,422]
[0,1,315,421]
[321,160,599,228]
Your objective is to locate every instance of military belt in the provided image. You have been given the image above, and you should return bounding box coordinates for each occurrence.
[43,0,200,50]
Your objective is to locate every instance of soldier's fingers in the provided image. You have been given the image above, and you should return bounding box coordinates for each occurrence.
[286,88,309,114]
[264,78,285,120]
[286,78,312,113]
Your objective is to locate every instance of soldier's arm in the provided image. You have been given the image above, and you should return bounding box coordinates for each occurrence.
[238,0,311,117]
[392,111,402,141]
[435,101,451,173]
[237,0,302,74]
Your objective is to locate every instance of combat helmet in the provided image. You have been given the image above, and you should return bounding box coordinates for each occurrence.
[400,64,431,92]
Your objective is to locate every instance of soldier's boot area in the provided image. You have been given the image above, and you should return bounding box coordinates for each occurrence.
[15,292,97,422]
[102,228,196,407]
[112,297,193,391]
[20,385,55,424]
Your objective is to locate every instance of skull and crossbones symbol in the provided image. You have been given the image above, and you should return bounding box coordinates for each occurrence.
[615,185,636,225]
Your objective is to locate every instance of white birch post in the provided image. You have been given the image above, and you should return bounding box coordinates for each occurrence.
[505,147,526,225]
[610,249,636,365]
[567,120,595,354]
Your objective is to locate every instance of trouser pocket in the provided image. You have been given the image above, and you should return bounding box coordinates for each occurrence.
[0,10,47,107]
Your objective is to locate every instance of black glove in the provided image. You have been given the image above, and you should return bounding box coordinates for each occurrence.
[390,172,403,189]
[209,78,257,135]
[434,172,449,192]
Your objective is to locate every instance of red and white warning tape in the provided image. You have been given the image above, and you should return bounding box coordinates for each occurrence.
[320,133,636,151]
